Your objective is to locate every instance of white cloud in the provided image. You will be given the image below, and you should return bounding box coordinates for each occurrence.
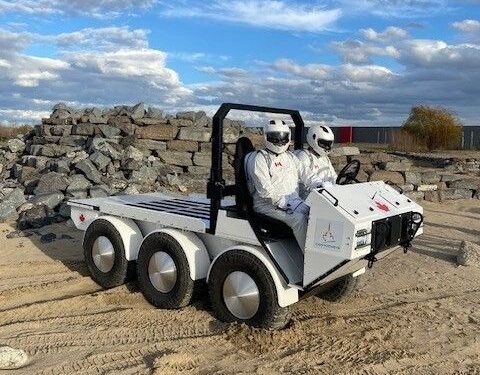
[160,1,341,32]
[54,27,150,50]
[0,27,192,123]
[0,0,154,18]
[361,26,408,41]
[272,58,332,79]
[341,64,394,82]
[332,39,399,63]
[338,0,451,18]
[452,19,480,33]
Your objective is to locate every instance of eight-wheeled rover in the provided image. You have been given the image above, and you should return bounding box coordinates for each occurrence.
[69,103,424,329]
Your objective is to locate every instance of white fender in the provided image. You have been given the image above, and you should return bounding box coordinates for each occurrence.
[86,216,143,261]
[143,228,210,281]
[207,245,299,308]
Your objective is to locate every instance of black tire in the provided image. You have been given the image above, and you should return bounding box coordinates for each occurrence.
[208,250,291,330]
[318,274,359,302]
[83,219,134,289]
[137,232,195,309]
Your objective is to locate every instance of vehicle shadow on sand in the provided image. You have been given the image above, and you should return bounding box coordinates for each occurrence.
[411,233,459,264]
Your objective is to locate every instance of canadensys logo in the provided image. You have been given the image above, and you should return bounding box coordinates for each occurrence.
[375,201,390,212]
[321,223,335,243]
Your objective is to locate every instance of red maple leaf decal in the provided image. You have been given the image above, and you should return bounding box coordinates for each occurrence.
[375,201,390,212]
[274,161,283,167]
[79,214,86,222]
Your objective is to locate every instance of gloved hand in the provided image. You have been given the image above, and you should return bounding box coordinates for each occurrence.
[322,181,334,189]
[310,179,334,190]
[277,193,303,213]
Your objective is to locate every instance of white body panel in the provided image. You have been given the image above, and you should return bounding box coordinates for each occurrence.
[303,181,423,287]
[214,209,260,245]
[207,245,299,307]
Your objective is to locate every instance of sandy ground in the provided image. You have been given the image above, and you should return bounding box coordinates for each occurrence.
[0,200,479,375]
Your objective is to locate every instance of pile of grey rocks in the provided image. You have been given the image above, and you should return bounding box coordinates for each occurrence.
[329,149,480,202]
[0,102,247,228]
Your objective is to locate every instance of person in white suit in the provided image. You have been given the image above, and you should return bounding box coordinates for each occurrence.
[245,120,320,250]
[294,124,337,199]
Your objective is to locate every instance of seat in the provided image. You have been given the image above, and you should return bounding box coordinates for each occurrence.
[234,137,294,239]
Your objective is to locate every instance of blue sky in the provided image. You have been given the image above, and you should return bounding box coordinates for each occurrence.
[0,0,479,125]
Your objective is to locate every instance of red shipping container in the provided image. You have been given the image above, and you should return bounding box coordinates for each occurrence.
[338,126,353,143]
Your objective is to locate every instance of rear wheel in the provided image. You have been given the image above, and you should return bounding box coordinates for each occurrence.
[83,219,134,288]
[208,250,291,330]
[137,232,196,309]
[317,274,359,302]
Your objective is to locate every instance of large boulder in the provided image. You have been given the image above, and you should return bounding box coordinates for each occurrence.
[136,124,178,140]
[34,172,68,194]
[380,161,411,172]
[133,139,167,152]
[98,124,121,138]
[7,138,26,153]
[168,140,199,152]
[0,188,26,221]
[129,166,158,185]
[30,192,64,209]
[421,171,441,184]
[75,159,103,184]
[457,241,480,267]
[89,138,122,160]
[329,146,360,157]
[17,204,57,229]
[89,152,111,171]
[66,174,92,198]
[369,171,405,185]
[439,188,473,200]
[448,179,480,190]
[404,171,422,185]
[158,151,193,167]
[178,127,212,142]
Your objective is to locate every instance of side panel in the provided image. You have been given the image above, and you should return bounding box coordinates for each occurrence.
[207,245,299,308]
[87,216,144,261]
[144,229,211,281]
[70,206,100,231]
[214,210,260,245]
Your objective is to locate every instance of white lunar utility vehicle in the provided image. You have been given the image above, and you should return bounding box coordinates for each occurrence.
[69,103,424,329]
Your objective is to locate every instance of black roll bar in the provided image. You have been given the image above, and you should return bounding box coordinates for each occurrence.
[207,103,306,234]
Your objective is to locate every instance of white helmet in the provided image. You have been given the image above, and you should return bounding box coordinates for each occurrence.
[263,120,291,154]
[307,124,334,156]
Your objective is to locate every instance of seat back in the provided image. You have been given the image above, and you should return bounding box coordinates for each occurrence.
[234,137,255,216]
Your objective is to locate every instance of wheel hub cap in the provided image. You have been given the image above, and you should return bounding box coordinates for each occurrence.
[148,252,177,293]
[223,271,260,319]
[92,236,115,273]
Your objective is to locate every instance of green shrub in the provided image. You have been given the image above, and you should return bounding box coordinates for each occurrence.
[402,106,463,150]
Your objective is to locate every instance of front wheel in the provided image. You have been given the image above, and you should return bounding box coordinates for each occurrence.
[317,274,359,302]
[208,250,291,330]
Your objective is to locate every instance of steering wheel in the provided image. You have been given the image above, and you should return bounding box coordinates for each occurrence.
[336,159,361,185]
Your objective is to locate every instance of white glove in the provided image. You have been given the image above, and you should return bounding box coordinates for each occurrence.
[277,193,303,213]
[322,181,333,189]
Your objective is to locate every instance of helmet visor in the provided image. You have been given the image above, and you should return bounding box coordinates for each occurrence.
[318,138,333,151]
[266,131,290,146]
